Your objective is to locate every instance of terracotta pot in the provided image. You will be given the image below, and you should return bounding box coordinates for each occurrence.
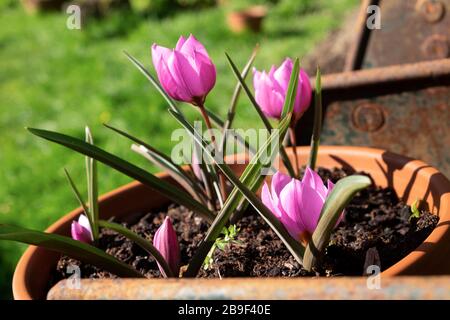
[227,5,267,33]
[12,146,450,299]
[21,0,66,14]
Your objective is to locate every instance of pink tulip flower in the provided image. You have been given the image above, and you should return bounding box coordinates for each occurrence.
[261,168,341,244]
[151,34,216,105]
[153,217,180,277]
[253,58,312,120]
[71,214,93,244]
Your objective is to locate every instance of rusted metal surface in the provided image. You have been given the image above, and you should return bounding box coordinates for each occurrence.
[47,277,450,300]
[417,0,447,23]
[322,58,450,100]
[351,103,385,132]
[344,0,380,71]
[364,0,450,67]
[422,34,450,60]
[320,86,450,176]
[296,0,450,176]
[296,58,450,176]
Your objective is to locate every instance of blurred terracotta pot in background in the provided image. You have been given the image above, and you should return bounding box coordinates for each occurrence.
[227,5,267,33]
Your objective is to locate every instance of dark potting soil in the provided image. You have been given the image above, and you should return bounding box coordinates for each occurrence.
[51,167,438,284]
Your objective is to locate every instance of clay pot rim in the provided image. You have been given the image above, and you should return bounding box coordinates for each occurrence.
[12,146,450,299]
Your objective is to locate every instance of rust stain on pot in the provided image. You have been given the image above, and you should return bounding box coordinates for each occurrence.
[46,277,450,300]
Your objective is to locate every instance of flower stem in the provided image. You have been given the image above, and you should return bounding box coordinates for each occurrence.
[198,103,228,202]
[289,126,300,178]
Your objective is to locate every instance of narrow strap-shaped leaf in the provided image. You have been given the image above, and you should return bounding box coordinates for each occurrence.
[131,144,209,206]
[103,123,208,204]
[104,123,190,180]
[204,108,224,127]
[167,111,224,208]
[219,47,258,155]
[204,106,256,163]
[85,126,99,240]
[307,67,322,170]
[0,224,143,278]
[303,175,372,271]
[27,127,215,223]
[225,53,271,128]
[190,142,214,207]
[225,53,296,177]
[194,142,223,209]
[64,168,90,219]
[98,220,174,278]
[280,57,300,119]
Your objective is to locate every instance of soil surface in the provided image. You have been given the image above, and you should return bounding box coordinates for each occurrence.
[52,167,438,285]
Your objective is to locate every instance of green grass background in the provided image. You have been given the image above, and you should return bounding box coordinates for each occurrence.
[0,0,357,299]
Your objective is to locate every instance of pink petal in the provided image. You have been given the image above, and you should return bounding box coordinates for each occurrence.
[151,36,216,103]
[175,35,187,51]
[253,68,262,83]
[171,50,205,98]
[151,44,172,75]
[298,69,312,114]
[273,58,306,115]
[253,71,284,119]
[261,182,279,217]
[71,219,92,244]
[253,59,300,119]
[298,185,325,234]
[302,167,327,200]
[177,34,209,58]
[152,44,191,102]
[279,179,306,238]
[195,51,216,95]
[153,217,180,277]
[273,58,293,93]
[270,171,291,205]
[159,55,192,102]
[78,214,92,234]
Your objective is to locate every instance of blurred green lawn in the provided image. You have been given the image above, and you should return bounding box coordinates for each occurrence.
[0,0,357,299]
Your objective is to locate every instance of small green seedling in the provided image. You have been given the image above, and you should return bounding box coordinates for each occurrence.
[203,225,241,270]
[410,199,422,221]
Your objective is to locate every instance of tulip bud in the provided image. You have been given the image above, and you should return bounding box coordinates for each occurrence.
[71,214,93,244]
[152,34,216,106]
[253,58,312,120]
[153,217,180,277]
